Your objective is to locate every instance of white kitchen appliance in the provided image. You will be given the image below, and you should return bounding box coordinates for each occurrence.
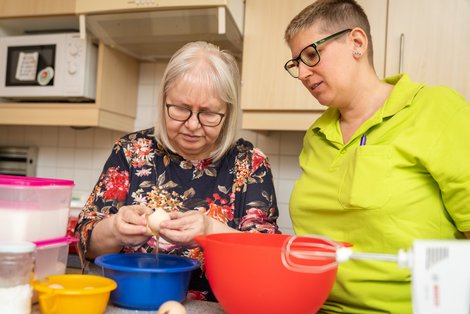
[0,32,97,101]
[400,240,470,314]
[282,236,470,314]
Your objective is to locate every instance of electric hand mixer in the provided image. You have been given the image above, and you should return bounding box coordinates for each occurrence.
[281,235,470,314]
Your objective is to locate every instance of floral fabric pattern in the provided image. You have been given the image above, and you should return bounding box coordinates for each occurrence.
[76,128,279,301]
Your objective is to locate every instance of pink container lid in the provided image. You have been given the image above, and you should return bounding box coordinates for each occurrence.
[33,236,78,248]
[0,175,74,187]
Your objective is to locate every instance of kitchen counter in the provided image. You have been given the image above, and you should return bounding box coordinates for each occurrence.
[33,300,225,314]
[108,300,224,314]
[32,261,226,314]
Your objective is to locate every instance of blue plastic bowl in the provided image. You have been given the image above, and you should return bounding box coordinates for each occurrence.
[94,253,200,310]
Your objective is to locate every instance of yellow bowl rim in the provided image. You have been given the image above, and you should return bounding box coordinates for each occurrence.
[33,274,117,295]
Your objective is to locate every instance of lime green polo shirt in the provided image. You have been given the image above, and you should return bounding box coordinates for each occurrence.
[289,74,470,313]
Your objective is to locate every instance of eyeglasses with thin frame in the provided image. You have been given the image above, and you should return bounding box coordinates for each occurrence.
[166,104,226,127]
[284,29,352,78]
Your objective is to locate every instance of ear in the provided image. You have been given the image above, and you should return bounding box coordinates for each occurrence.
[350,27,368,57]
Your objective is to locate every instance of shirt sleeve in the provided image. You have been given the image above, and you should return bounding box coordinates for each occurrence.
[238,147,280,234]
[74,138,131,258]
[425,90,470,233]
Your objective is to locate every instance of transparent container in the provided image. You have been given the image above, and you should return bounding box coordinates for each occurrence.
[0,241,36,314]
[0,174,74,242]
[33,236,78,280]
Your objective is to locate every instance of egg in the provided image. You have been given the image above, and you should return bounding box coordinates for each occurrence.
[157,300,186,314]
[147,208,170,234]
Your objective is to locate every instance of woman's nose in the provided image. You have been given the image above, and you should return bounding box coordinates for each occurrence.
[185,112,201,128]
[297,62,313,81]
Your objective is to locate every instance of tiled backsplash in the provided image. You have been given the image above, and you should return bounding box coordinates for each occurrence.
[0,62,305,234]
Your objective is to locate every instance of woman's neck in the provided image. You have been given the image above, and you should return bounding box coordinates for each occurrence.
[339,79,393,143]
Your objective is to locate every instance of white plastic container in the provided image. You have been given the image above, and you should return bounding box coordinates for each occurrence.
[0,175,74,242]
[33,236,78,280]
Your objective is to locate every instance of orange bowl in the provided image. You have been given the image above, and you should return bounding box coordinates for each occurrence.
[195,233,337,314]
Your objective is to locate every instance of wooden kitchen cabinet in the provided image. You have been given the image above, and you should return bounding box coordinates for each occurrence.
[240,0,387,130]
[0,3,139,133]
[0,42,139,132]
[385,0,470,101]
[0,0,76,18]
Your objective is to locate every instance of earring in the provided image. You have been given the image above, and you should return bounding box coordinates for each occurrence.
[353,51,362,57]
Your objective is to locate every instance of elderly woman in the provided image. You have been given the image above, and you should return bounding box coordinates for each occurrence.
[285,0,470,313]
[76,41,279,301]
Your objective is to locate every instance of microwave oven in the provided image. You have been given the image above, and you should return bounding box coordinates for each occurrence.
[0,32,97,101]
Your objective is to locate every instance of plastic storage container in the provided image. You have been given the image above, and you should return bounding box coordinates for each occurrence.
[33,236,78,280]
[0,241,36,314]
[0,175,74,242]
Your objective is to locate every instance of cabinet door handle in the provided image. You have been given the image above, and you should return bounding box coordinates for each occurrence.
[399,33,405,73]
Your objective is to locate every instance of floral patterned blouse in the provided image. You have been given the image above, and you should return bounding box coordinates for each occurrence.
[76,128,279,301]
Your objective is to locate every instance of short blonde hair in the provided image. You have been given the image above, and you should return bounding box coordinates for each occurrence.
[154,41,241,161]
[285,0,374,66]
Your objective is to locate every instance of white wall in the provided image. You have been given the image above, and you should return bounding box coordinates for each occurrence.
[0,62,305,234]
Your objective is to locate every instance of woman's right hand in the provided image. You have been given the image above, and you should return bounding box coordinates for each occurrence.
[109,204,153,247]
[88,204,154,258]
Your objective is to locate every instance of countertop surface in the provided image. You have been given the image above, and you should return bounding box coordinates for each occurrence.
[106,301,224,314]
[32,261,226,314]
[33,300,225,314]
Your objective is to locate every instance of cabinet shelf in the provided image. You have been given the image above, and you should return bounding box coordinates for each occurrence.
[0,102,134,131]
[0,42,139,132]
[242,110,323,131]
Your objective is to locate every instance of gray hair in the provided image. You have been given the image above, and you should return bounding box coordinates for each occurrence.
[285,0,374,66]
[154,41,241,161]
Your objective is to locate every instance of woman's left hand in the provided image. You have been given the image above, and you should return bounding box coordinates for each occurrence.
[158,211,206,247]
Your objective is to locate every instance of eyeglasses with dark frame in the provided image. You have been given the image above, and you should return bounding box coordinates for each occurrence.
[165,104,226,127]
[284,29,352,78]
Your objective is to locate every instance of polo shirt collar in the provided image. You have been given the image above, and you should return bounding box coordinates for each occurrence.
[382,74,425,118]
[312,74,424,144]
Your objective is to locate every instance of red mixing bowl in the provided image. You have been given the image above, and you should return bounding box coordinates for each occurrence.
[195,233,338,314]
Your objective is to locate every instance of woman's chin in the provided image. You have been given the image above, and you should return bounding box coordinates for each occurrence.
[178,146,207,160]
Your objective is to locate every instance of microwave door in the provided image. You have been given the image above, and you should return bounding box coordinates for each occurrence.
[5,44,56,88]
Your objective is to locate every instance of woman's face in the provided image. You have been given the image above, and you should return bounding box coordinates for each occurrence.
[288,24,353,108]
[164,79,226,160]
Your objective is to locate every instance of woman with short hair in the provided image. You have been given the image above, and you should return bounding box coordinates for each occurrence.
[285,0,470,313]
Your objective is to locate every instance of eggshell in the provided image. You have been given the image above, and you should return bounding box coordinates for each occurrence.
[147,208,170,234]
[157,300,186,314]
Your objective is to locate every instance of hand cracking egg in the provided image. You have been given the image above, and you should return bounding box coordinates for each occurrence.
[147,208,170,234]
[157,300,186,314]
